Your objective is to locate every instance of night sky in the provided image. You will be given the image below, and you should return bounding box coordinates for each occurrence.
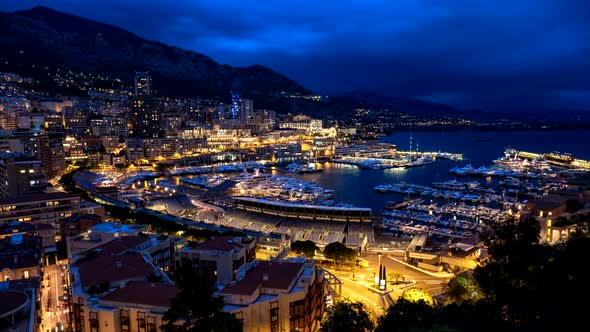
[3,0,590,110]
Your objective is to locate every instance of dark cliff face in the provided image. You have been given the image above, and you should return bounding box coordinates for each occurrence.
[0,6,310,99]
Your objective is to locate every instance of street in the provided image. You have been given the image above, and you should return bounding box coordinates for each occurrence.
[325,252,452,321]
[40,263,69,332]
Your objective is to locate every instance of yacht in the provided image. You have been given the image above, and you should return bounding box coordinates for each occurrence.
[285,162,323,174]
[449,164,474,175]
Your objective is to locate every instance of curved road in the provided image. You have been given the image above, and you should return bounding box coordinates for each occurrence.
[326,252,452,321]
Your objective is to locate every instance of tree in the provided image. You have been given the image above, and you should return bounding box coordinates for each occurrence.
[388,272,405,285]
[401,288,435,306]
[320,300,374,332]
[375,298,435,332]
[473,216,590,330]
[162,261,242,332]
[565,199,583,213]
[445,276,481,305]
[291,240,319,258]
[323,242,358,267]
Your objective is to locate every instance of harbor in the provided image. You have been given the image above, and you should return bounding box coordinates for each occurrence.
[70,129,590,254]
[331,151,461,170]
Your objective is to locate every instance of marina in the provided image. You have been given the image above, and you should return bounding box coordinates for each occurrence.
[332,152,460,170]
[169,161,267,175]
[71,130,590,250]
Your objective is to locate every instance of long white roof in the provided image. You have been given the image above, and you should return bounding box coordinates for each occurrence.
[233,196,372,212]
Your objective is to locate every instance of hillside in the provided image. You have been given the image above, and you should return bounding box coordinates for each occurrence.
[0,6,310,100]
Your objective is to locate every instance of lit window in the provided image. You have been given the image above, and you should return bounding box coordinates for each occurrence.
[24,270,29,279]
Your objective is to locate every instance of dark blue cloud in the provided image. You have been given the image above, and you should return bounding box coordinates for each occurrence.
[3,0,590,110]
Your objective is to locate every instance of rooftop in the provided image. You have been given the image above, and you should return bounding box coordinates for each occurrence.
[528,195,571,211]
[190,236,244,253]
[233,196,372,212]
[90,236,151,256]
[0,290,29,318]
[0,152,36,160]
[63,213,103,224]
[100,281,179,308]
[78,252,155,290]
[0,192,79,206]
[88,222,146,235]
[221,261,304,296]
[0,251,40,271]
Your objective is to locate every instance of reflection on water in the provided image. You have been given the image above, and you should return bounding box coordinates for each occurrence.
[290,129,590,212]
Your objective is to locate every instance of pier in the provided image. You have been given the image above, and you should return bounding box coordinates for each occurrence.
[516,150,590,170]
[392,151,463,160]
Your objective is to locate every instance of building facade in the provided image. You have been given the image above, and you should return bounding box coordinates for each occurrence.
[221,259,325,332]
[177,236,256,286]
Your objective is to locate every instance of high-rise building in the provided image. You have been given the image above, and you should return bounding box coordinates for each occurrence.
[10,130,64,179]
[240,98,254,121]
[48,138,66,178]
[130,96,163,138]
[230,90,242,119]
[134,71,152,96]
[0,192,81,235]
[63,106,89,134]
[0,153,46,198]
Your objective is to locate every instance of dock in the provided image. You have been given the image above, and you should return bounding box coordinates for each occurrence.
[516,150,590,170]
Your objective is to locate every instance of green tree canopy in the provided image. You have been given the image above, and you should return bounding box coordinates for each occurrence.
[323,242,358,266]
[473,216,590,330]
[445,276,481,305]
[291,240,319,258]
[375,298,435,332]
[162,260,242,332]
[401,288,435,306]
[320,300,374,332]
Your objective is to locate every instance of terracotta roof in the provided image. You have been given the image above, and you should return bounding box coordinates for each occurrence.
[0,192,79,206]
[63,214,103,223]
[78,252,155,289]
[92,236,150,256]
[100,281,179,308]
[193,236,244,252]
[221,261,304,296]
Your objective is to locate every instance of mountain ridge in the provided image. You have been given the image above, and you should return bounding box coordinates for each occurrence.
[0,6,310,100]
[339,89,464,117]
[1,6,477,119]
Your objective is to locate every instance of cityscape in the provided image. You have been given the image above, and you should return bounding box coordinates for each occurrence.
[1,2,590,332]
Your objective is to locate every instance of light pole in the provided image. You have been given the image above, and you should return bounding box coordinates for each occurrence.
[377,252,383,289]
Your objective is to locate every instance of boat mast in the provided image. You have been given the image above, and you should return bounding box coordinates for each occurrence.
[409,129,413,155]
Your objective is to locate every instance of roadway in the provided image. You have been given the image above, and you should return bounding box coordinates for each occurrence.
[364,252,451,297]
[324,252,452,321]
[40,263,69,332]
